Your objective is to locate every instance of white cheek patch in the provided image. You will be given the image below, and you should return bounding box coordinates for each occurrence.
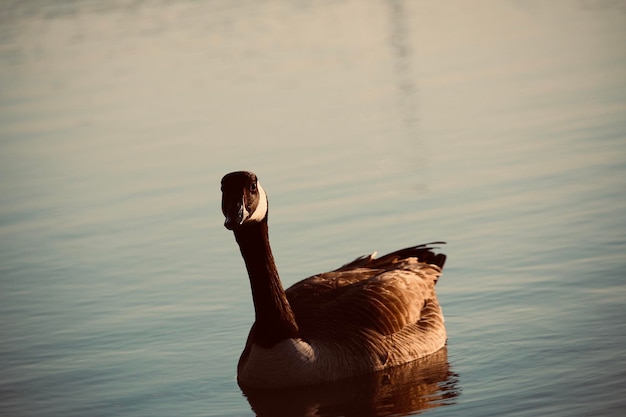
[240,199,250,225]
[247,182,268,223]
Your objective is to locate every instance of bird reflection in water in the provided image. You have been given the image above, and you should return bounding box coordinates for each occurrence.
[241,346,459,417]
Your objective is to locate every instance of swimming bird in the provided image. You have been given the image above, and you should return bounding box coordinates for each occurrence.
[221,171,447,388]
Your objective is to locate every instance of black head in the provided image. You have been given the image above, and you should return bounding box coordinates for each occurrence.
[221,171,268,230]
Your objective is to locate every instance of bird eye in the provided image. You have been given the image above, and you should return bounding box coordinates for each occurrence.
[250,182,257,192]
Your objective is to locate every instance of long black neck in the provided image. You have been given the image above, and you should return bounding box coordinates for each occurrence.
[233,217,300,348]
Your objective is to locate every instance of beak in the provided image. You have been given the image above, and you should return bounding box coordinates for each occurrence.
[224,202,246,230]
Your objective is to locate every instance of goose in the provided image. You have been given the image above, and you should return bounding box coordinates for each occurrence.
[221,171,447,389]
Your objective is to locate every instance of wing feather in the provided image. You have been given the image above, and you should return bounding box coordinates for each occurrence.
[285,244,445,344]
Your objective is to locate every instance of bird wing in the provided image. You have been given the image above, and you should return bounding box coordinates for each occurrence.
[285,244,446,340]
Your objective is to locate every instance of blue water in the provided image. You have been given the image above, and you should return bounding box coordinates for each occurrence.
[1,1,625,416]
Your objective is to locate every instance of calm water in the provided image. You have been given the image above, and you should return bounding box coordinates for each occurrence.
[1,1,625,416]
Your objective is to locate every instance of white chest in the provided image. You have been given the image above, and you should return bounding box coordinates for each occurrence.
[238,339,340,388]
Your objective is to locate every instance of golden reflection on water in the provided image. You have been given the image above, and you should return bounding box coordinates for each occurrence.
[241,347,459,417]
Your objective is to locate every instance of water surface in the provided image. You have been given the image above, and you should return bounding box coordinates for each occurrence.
[1,1,625,416]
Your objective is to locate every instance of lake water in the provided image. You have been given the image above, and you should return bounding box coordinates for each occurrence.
[1,0,625,416]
